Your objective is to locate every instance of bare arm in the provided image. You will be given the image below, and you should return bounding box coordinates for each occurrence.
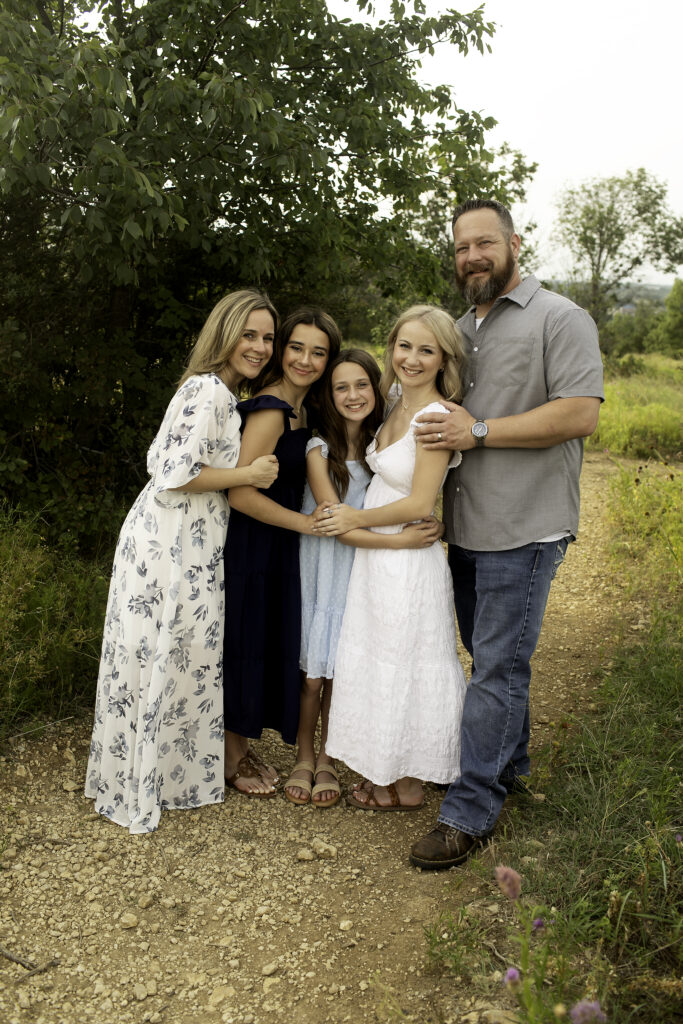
[314,445,451,536]
[228,410,316,535]
[307,447,443,548]
[415,396,601,452]
[171,457,278,493]
[337,518,444,549]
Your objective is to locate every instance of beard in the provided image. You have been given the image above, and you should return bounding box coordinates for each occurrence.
[455,249,516,306]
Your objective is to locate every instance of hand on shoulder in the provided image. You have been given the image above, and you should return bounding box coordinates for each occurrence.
[414,403,475,451]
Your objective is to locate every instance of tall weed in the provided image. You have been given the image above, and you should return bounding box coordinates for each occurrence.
[0,506,109,738]
[608,460,682,601]
[589,355,683,459]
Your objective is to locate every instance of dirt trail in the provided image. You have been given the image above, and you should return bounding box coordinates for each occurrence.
[0,454,624,1024]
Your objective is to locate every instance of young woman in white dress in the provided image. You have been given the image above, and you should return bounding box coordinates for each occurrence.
[85,289,279,834]
[315,305,468,811]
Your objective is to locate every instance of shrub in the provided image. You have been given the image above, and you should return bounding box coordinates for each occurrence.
[0,506,109,738]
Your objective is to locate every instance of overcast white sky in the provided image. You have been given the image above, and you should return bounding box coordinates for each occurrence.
[335,0,683,284]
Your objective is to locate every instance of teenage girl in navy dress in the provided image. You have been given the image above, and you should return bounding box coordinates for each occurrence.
[222,309,341,796]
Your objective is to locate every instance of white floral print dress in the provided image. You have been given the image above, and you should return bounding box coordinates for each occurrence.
[85,374,240,834]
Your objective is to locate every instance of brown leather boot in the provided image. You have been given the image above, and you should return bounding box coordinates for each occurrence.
[409,823,491,870]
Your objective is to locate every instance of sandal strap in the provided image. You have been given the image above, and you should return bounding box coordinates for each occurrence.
[314,762,339,781]
[226,755,261,784]
[286,776,312,795]
[385,783,400,807]
[247,747,277,772]
[312,779,341,798]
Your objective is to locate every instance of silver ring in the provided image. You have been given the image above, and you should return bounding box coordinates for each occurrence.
[438,432,442,441]
[326,508,332,517]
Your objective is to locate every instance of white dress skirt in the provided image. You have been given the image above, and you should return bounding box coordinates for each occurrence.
[85,374,240,834]
[326,403,467,785]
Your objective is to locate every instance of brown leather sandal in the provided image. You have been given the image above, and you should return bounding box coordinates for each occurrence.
[225,756,277,798]
[246,747,280,784]
[346,781,424,812]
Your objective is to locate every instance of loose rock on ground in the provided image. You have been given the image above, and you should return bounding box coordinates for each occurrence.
[0,455,623,1024]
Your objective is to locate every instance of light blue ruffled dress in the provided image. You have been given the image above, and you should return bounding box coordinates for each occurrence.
[299,436,371,679]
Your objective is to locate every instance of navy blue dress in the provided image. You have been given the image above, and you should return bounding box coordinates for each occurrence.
[223,396,310,745]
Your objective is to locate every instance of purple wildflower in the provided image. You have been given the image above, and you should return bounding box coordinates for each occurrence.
[570,999,607,1024]
[495,865,522,900]
[532,917,545,931]
[675,833,682,843]
[504,967,521,989]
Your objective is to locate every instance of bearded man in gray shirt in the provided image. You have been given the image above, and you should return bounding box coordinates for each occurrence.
[410,198,604,870]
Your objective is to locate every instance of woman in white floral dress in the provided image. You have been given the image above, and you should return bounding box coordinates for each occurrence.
[85,290,280,834]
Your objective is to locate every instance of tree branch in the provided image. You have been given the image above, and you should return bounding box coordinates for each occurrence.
[23,958,61,979]
[0,945,36,970]
[194,0,250,78]
[33,0,54,33]
[111,0,126,38]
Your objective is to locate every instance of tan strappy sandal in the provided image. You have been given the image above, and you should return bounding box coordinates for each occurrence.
[312,762,341,808]
[284,760,315,806]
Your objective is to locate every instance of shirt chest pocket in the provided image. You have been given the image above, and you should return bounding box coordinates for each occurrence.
[478,336,535,388]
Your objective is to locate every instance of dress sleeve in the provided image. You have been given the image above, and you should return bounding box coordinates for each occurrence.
[150,375,241,507]
[305,436,329,459]
[410,402,462,470]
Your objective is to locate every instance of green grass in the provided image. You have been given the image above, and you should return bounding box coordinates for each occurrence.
[0,506,110,739]
[607,460,682,601]
[426,459,683,1023]
[588,354,683,459]
[507,611,683,1022]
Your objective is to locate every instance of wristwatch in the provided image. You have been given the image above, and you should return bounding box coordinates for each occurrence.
[471,420,488,447]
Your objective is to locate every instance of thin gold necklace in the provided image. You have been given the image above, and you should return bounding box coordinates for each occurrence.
[400,392,436,415]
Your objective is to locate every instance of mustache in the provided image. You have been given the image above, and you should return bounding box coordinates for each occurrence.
[464,262,492,273]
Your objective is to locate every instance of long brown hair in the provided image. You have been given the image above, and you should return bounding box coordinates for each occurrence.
[178,289,278,389]
[248,307,342,428]
[317,349,384,499]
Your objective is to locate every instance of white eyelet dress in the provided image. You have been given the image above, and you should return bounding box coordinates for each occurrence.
[326,403,467,785]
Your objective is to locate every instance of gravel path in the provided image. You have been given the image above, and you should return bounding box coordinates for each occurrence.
[0,454,623,1024]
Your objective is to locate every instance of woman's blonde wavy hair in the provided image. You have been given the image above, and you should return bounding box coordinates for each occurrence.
[379,304,466,403]
[178,289,278,390]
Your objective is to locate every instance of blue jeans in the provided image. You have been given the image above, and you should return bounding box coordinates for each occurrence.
[438,539,569,837]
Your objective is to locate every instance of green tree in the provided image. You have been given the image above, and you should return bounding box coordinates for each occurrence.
[599,299,664,357]
[348,141,538,346]
[647,279,683,357]
[0,0,531,550]
[554,169,683,328]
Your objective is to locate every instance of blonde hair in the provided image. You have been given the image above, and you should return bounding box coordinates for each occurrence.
[379,304,465,403]
[178,289,278,389]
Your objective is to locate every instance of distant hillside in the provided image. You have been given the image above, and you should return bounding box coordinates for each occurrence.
[543,280,672,305]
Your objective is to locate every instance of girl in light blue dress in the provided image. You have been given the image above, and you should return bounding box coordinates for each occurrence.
[286,349,444,807]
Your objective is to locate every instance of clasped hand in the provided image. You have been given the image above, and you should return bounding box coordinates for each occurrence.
[312,502,357,535]
[312,504,445,548]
